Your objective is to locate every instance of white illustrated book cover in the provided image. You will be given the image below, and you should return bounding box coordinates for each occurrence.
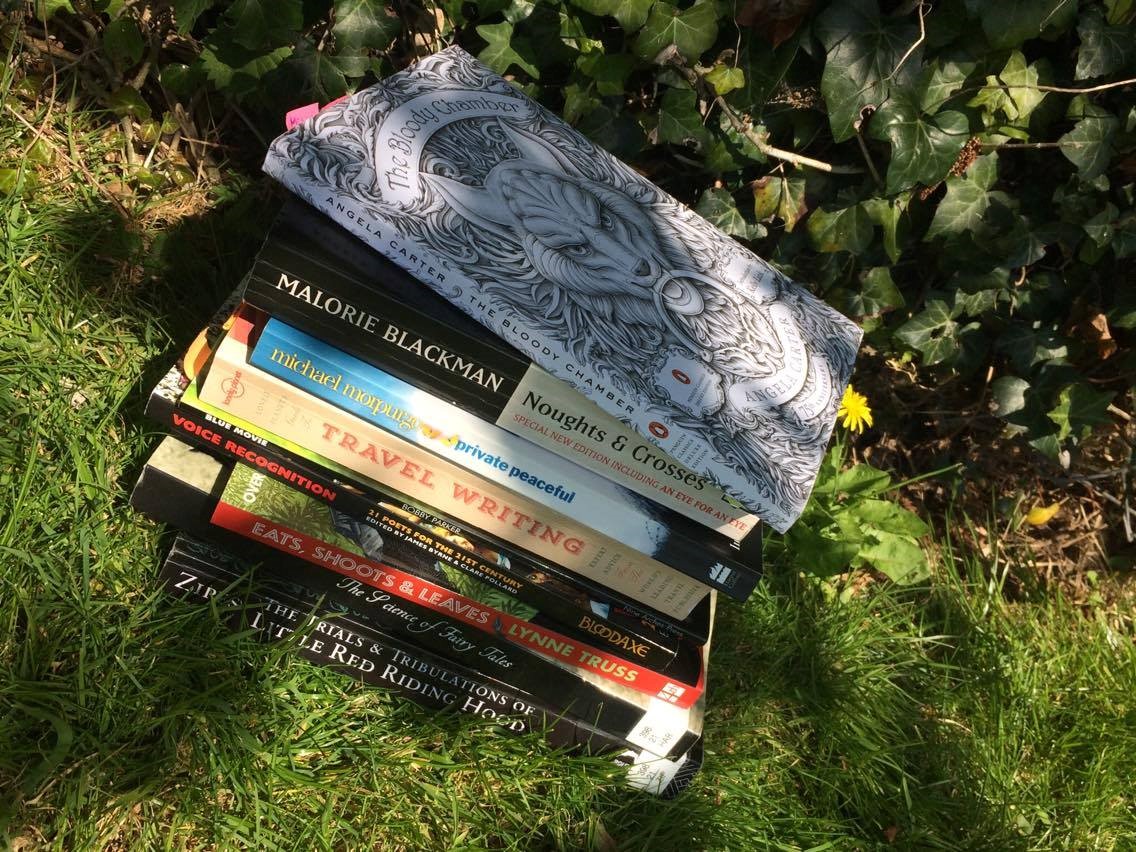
[263,46,862,532]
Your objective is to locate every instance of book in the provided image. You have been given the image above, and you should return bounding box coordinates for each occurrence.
[206,453,704,701]
[244,200,762,542]
[159,534,704,796]
[249,313,761,579]
[133,439,707,758]
[146,339,714,645]
[197,309,751,607]
[262,46,862,532]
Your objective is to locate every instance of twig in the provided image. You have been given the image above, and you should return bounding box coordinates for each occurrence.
[854,108,884,187]
[887,2,929,83]
[655,46,864,175]
[2,102,130,219]
[1036,78,1136,94]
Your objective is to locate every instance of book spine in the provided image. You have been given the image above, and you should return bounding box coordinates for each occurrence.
[209,485,703,705]
[145,371,710,645]
[198,317,740,608]
[133,457,700,758]
[158,537,704,793]
[243,264,761,543]
[249,315,752,574]
[247,253,528,411]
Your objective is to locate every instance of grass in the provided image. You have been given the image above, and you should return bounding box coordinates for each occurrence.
[2,70,1135,852]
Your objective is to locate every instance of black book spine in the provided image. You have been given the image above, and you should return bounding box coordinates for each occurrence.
[243,267,764,583]
[132,457,702,759]
[245,259,522,417]
[161,540,703,796]
[146,374,711,645]
[159,540,625,752]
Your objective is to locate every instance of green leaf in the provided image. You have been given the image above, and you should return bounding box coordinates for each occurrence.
[704,64,744,96]
[106,85,151,120]
[849,499,930,538]
[825,463,892,498]
[1077,10,1135,79]
[990,375,1031,420]
[0,167,22,196]
[806,203,873,254]
[695,188,757,239]
[980,0,1077,50]
[1047,384,1115,442]
[225,0,303,50]
[894,299,958,365]
[103,18,145,67]
[919,59,973,113]
[860,195,905,263]
[333,0,400,50]
[998,51,1046,124]
[172,0,215,34]
[871,92,969,194]
[31,0,73,20]
[576,52,636,96]
[847,267,904,316]
[858,531,929,583]
[1059,115,1119,179]
[785,523,860,576]
[816,0,919,142]
[200,32,293,96]
[568,0,654,31]
[656,87,708,149]
[925,153,997,240]
[634,0,718,63]
[476,22,540,78]
[561,84,600,124]
[1105,0,1136,25]
[752,173,806,232]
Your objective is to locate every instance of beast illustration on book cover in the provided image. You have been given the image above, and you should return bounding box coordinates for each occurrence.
[264,47,862,532]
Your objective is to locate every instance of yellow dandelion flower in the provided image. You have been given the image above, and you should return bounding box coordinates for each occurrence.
[1024,502,1061,526]
[837,385,873,433]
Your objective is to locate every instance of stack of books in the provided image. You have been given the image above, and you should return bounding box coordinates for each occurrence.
[131,48,861,797]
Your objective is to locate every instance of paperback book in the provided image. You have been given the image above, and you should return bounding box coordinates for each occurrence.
[133,438,707,758]
[159,534,704,795]
[249,314,761,578]
[196,310,748,606]
[145,337,714,644]
[244,200,762,542]
[263,46,862,532]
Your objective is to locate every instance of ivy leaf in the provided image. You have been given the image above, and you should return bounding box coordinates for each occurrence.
[894,298,959,365]
[695,188,759,239]
[106,85,151,120]
[635,0,719,63]
[200,31,293,96]
[172,0,215,34]
[806,203,873,253]
[816,0,918,142]
[103,18,145,67]
[477,22,540,78]
[752,173,806,231]
[862,195,907,263]
[919,59,972,113]
[1076,10,1134,79]
[998,51,1046,124]
[925,153,998,240]
[1059,115,1119,179]
[980,0,1077,50]
[1047,384,1116,442]
[225,0,303,50]
[568,0,654,32]
[871,91,968,194]
[704,64,745,96]
[332,0,400,51]
[577,52,636,96]
[858,530,929,583]
[656,87,709,149]
[990,375,1031,420]
[846,267,904,316]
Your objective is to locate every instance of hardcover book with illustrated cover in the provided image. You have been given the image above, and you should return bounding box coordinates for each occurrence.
[263,47,862,532]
